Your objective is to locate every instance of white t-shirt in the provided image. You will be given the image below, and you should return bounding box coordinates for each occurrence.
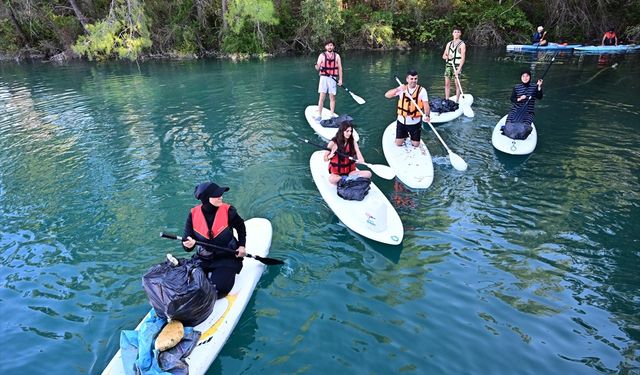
[394,86,429,125]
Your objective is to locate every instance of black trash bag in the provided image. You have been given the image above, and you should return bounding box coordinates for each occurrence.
[429,96,459,114]
[337,176,371,201]
[320,114,353,128]
[142,257,216,327]
[501,122,532,140]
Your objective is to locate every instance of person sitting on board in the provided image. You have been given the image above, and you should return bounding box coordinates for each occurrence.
[442,28,466,102]
[384,69,430,148]
[324,121,372,185]
[314,39,343,121]
[503,70,543,139]
[182,182,246,297]
[601,28,618,46]
[532,26,548,46]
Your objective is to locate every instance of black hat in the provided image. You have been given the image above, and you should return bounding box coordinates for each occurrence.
[520,69,532,77]
[194,182,229,200]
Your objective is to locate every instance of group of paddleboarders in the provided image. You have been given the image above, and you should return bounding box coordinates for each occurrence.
[533,25,619,47]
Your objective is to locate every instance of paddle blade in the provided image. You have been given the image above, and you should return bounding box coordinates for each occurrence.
[252,254,285,265]
[449,153,468,171]
[462,105,475,118]
[370,163,396,180]
[350,92,366,105]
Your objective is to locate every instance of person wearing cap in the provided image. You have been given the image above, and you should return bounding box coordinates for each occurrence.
[384,70,430,148]
[182,182,247,297]
[601,28,618,46]
[506,70,543,126]
[532,26,548,46]
[314,39,343,121]
[442,28,466,101]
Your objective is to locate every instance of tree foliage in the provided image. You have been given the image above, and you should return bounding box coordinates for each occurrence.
[1,0,639,58]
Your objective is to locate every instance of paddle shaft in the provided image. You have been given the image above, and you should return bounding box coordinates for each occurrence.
[160,232,284,265]
[450,61,466,96]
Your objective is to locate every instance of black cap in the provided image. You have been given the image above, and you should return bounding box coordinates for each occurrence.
[194,182,229,200]
[520,69,532,77]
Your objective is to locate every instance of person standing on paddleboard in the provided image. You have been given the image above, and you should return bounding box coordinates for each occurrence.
[324,121,371,185]
[182,182,247,297]
[442,28,466,102]
[385,70,430,148]
[506,70,543,126]
[314,39,343,121]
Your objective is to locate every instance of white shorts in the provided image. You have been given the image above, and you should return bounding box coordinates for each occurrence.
[318,75,337,95]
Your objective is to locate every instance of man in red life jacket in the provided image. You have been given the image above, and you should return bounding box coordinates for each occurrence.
[314,39,343,121]
[182,182,246,297]
[601,28,618,46]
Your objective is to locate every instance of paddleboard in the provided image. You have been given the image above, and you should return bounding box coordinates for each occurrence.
[309,151,403,245]
[491,115,537,155]
[506,43,581,52]
[305,105,360,142]
[382,122,434,189]
[430,93,474,123]
[573,45,640,54]
[102,218,272,375]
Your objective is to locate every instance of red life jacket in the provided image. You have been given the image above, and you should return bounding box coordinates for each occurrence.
[603,31,617,45]
[191,203,230,240]
[320,52,338,77]
[328,142,356,175]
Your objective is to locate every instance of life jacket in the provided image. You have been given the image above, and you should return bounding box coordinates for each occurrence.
[603,31,617,45]
[190,204,236,257]
[446,40,464,66]
[397,85,424,121]
[328,142,356,175]
[320,52,338,77]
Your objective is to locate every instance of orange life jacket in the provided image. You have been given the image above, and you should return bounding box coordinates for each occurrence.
[397,85,424,120]
[320,52,338,77]
[191,203,230,240]
[328,143,356,175]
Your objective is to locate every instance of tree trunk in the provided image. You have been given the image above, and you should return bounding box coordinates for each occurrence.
[1,1,29,47]
[69,0,90,33]
[222,0,228,30]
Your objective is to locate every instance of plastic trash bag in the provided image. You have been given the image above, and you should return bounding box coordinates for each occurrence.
[142,257,216,327]
[320,114,353,128]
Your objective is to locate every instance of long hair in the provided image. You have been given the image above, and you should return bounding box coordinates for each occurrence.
[332,121,356,157]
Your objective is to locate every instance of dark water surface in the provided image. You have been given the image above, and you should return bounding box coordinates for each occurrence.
[1,49,638,374]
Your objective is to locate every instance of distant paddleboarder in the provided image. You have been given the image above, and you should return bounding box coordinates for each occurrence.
[314,39,343,121]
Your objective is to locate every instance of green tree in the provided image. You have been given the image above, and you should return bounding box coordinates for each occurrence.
[222,0,278,54]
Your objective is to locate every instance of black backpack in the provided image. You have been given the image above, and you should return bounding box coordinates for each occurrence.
[429,96,459,114]
[501,122,533,140]
[320,114,353,128]
[337,176,371,201]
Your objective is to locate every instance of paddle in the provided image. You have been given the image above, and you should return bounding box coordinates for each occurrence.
[513,54,556,122]
[320,66,366,104]
[450,61,475,118]
[323,71,366,105]
[160,232,285,266]
[299,137,396,180]
[394,76,468,171]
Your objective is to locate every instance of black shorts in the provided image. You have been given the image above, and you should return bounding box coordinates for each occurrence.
[396,120,422,142]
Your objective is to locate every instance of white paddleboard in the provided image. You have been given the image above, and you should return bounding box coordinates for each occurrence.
[102,218,272,375]
[305,105,360,142]
[492,115,537,155]
[382,122,434,189]
[309,151,403,245]
[430,93,474,123]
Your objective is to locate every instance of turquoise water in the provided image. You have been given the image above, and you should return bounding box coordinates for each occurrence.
[0,49,638,374]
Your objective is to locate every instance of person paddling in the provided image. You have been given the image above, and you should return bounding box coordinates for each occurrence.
[532,26,548,46]
[314,39,343,121]
[601,28,618,46]
[442,28,466,101]
[182,182,246,297]
[506,70,543,127]
[384,70,430,148]
[324,121,371,185]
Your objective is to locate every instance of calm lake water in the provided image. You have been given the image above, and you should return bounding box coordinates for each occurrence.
[1,48,639,374]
